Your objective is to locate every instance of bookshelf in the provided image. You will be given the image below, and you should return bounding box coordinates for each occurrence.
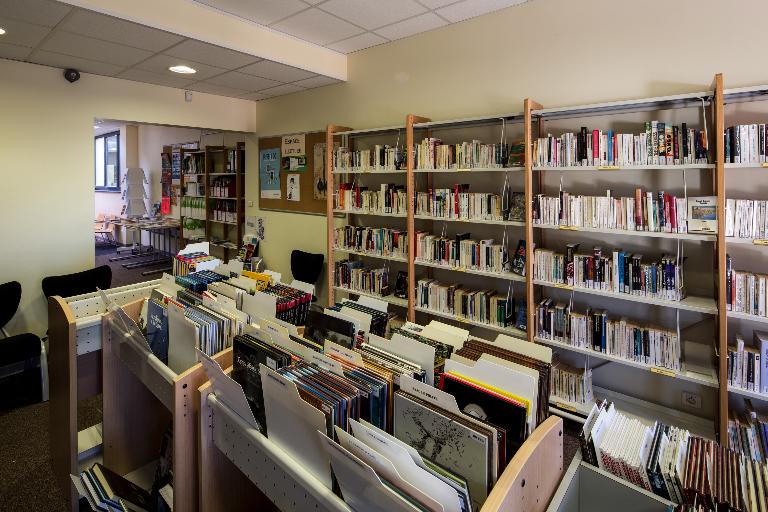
[179,144,245,258]
[320,74,768,447]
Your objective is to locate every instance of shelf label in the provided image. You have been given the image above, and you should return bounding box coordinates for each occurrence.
[559,225,579,231]
[762,163,768,168]
[457,168,471,172]
[597,165,620,171]
[552,401,578,412]
[554,283,572,290]
[650,366,676,377]
[753,239,768,246]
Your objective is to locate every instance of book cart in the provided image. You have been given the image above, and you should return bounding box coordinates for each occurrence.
[47,279,162,510]
[98,296,232,512]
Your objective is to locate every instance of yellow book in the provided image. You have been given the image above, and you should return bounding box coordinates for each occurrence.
[241,270,272,291]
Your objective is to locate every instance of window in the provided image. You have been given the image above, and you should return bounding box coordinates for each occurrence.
[95,131,120,191]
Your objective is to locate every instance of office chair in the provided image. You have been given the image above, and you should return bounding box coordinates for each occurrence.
[0,281,46,408]
[42,265,112,299]
[290,250,324,300]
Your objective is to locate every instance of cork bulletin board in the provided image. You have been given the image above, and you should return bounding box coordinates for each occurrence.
[258,131,329,215]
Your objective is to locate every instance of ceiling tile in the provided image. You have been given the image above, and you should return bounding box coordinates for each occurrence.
[436,0,527,23]
[320,0,426,30]
[206,71,281,91]
[327,32,387,53]
[0,41,31,60]
[238,91,269,101]
[193,0,309,26]
[417,0,460,8]
[57,9,184,52]
[39,31,153,67]
[28,50,125,76]
[238,60,315,82]
[271,9,363,46]
[291,75,340,89]
[0,17,52,47]
[0,0,71,27]
[301,0,326,4]
[188,81,249,98]
[164,39,260,69]
[137,54,227,81]
[374,12,447,40]
[117,68,197,88]
[258,83,304,98]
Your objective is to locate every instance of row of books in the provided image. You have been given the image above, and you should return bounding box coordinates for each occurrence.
[181,217,205,240]
[726,256,768,318]
[76,463,153,512]
[726,199,768,240]
[583,402,692,502]
[729,409,768,465]
[532,190,689,234]
[211,199,237,224]
[334,225,408,259]
[414,186,525,222]
[727,331,768,394]
[180,196,206,220]
[533,122,709,167]
[231,316,548,510]
[334,183,407,214]
[414,138,518,170]
[334,260,390,297]
[534,245,685,302]
[725,124,768,164]
[416,278,516,328]
[535,298,682,370]
[333,145,405,172]
[414,232,509,273]
[550,360,594,406]
[182,151,204,174]
[209,176,237,198]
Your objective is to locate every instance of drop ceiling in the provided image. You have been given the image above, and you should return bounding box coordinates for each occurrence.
[193,0,530,53]
[0,0,530,101]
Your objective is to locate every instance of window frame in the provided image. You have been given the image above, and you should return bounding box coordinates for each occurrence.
[94,130,121,192]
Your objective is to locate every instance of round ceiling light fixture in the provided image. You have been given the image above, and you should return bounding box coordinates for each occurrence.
[0,28,6,35]
[169,65,196,74]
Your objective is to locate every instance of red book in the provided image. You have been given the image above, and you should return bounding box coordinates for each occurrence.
[453,183,459,216]
[592,130,599,163]
[663,194,671,232]
[669,194,677,231]
[634,188,643,229]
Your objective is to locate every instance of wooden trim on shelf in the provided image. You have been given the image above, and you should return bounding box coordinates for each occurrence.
[406,114,431,322]
[524,99,542,343]
[326,124,352,307]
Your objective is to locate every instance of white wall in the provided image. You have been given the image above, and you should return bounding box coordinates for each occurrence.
[0,58,256,336]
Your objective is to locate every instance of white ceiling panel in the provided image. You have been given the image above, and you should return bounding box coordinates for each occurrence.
[238,60,315,82]
[29,50,125,76]
[436,0,527,23]
[320,0,427,31]
[0,0,71,27]
[271,9,364,46]
[0,17,52,48]
[258,83,305,98]
[188,81,249,98]
[374,12,447,41]
[205,71,281,91]
[0,42,31,60]
[164,39,260,69]
[193,0,309,26]
[238,91,270,101]
[57,10,184,52]
[417,0,461,8]
[327,32,387,54]
[291,75,341,89]
[117,68,197,88]
[137,54,227,81]
[39,31,153,66]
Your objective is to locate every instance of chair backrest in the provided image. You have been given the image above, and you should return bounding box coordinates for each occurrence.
[0,281,22,330]
[42,265,113,299]
[290,250,324,285]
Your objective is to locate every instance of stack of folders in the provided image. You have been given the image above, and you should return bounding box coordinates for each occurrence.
[390,326,454,372]
[145,297,170,364]
[265,283,313,326]
[183,300,246,356]
[76,463,153,512]
[304,309,359,349]
[327,300,391,337]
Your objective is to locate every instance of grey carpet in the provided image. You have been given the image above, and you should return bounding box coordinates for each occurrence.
[95,245,171,287]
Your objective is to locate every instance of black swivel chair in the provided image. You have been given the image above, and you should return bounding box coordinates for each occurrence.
[0,281,45,409]
[290,250,324,301]
[42,265,112,299]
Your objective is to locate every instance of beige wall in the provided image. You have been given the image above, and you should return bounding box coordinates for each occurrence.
[0,58,256,336]
[250,0,768,302]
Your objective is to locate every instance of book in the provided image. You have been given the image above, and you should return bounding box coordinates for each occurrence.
[511,239,525,276]
[91,464,152,512]
[687,196,717,233]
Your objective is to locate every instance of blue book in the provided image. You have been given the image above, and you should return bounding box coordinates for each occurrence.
[757,330,768,393]
[146,299,169,364]
[607,131,613,164]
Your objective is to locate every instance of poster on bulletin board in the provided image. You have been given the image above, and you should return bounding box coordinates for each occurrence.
[281,133,307,172]
[259,148,281,199]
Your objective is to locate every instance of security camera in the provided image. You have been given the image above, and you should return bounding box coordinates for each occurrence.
[63,68,80,83]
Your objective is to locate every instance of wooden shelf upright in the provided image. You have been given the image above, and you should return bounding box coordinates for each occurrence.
[325,124,352,307]
[405,113,431,322]
[524,98,542,343]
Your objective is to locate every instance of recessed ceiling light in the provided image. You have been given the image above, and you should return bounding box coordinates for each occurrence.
[0,28,6,35]
[169,65,196,74]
